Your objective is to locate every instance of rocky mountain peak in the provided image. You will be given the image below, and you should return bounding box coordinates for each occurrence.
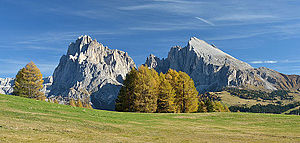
[188,36,206,47]
[145,54,161,69]
[50,35,136,110]
[78,35,93,43]
[67,35,98,56]
[187,37,247,67]
[145,37,256,92]
[168,37,253,70]
[145,37,300,93]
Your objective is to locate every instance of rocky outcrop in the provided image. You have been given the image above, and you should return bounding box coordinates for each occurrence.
[145,37,300,92]
[49,35,136,110]
[42,76,53,95]
[0,78,14,95]
[0,76,53,95]
[255,67,300,91]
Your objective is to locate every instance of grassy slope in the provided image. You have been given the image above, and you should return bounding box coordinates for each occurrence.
[0,94,299,143]
[283,106,300,114]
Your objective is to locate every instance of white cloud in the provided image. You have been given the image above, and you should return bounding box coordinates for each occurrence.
[0,58,57,77]
[118,4,159,11]
[250,60,278,64]
[0,59,28,65]
[281,59,300,64]
[195,17,215,26]
[128,25,198,31]
[207,31,273,41]
[250,59,300,65]
[214,14,276,21]
[7,30,118,49]
[127,19,213,31]
[118,1,207,15]
[153,0,203,4]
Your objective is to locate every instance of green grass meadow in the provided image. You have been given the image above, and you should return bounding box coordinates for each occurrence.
[0,94,299,142]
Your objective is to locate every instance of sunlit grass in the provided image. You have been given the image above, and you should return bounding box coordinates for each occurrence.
[0,94,299,142]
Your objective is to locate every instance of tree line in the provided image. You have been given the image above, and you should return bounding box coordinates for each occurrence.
[225,87,293,101]
[229,102,300,114]
[116,65,229,113]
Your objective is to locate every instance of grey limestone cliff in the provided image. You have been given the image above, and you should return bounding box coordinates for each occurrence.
[49,35,136,110]
[0,76,53,95]
[145,37,294,92]
[0,78,14,95]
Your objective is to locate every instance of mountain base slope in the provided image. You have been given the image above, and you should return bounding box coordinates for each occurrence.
[0,94,299,142]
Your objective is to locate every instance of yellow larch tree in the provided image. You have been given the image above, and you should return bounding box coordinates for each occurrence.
[13,61,44,98]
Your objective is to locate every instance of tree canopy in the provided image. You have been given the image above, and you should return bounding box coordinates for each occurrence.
[13,61,44,98]
[116,66,199,113]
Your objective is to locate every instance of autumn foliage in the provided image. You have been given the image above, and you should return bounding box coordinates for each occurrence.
[116,65,199,113]
[13,61,44,98]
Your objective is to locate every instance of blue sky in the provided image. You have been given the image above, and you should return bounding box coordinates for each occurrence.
[0,0,300,78]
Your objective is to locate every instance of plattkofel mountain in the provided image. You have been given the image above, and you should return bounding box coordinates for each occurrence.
[145,37,300,93]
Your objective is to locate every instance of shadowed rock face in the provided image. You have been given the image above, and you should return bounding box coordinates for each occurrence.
[145,37,300,92]
[49,35,136,110]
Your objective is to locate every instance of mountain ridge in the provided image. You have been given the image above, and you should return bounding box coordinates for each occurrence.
[145,37,300,92]
[1,35,300,110]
